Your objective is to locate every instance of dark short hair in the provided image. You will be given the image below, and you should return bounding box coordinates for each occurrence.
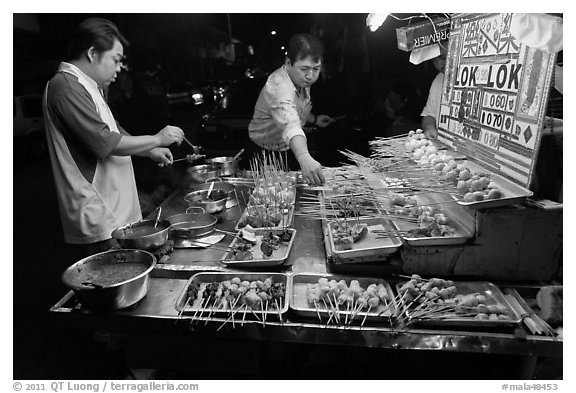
[287,33,323,64]
[66,17,129,61]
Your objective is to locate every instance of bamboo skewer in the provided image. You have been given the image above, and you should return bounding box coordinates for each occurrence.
[175,297,190,325]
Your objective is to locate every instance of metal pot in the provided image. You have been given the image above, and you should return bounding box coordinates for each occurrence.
[111,219,171,250]
[186,163,223,183]
[166,207,218,238]
[183,189,228,214]
[61,249,156,310]
[203,156,239,176]
[187,178,237,205]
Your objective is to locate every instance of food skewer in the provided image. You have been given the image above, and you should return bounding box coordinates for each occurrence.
[360,305,373,329]
[195,294,211,325]
[175,297,190,325]
[275,299,283,324]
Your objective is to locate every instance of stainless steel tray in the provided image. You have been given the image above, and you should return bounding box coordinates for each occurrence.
[220,228,296,268]
[289,273,397,322]
[325,217,402,260]
[174,272,290,319]
[389,192,475,246]
[455,160,533,209]
[396,280,521,328]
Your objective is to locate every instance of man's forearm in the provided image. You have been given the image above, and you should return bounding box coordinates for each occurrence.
[421,116,438,138]
[111,135,161,157]
[289,135,311,161]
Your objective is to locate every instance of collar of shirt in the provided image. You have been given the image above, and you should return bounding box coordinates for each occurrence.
[281,65,311,101]
[58,62,102,95]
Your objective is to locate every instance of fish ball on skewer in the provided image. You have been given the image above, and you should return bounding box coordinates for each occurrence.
[459,169,472,181]
[472,191,485,201]
[487,188,504,199]
[470,180,484,192]
[367,297,380,308]
[434,163,446,172]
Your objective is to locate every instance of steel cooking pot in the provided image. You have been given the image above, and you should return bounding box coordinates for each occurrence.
[111,219,171,250]
[183,189,228,214]
[186,163,223,183]
[61,249,156,310]
[187,178,238,205]
[203,156,239,176]
[166,207,218,238]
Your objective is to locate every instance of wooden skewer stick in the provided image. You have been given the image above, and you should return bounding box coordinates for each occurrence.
[195,294,211,325]
[326,294,341,324]
[248,305,263,322]
[322,298,335,327]
[275,299,283,324]
[241,304,248,327]
[313,301,323,322]
[175,297,191,325]
[360,305,372,329]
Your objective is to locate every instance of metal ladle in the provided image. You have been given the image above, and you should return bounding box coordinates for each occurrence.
[233,148,245,160]
[206,181,215,199]
[154,206,162,228]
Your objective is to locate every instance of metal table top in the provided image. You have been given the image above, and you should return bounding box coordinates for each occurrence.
[49,185,562,359]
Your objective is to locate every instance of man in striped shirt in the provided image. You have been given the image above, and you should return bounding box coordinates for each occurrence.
[249,33,334,186]
[43,18,184,258]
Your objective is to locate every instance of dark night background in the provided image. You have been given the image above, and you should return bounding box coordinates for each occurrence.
[12,13,561,380]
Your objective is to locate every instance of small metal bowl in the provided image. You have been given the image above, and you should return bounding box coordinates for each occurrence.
[203,156,239,176]
[111,219,171,251]
[183,189,228,214]
[166,210,218,239]
[186,163,223,183]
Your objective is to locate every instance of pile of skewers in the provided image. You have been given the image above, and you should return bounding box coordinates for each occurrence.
[504,289,558,338]
[393,274,514,328]
[180,276,287,330]
[305,277,394,328]
[237,150,296,229]
[297,192,380,221]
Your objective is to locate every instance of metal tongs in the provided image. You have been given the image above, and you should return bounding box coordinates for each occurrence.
[158,136,204,167]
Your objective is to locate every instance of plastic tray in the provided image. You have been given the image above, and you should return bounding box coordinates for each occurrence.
[220,228,296,268]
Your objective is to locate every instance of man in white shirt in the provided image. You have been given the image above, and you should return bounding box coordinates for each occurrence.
[420,46,447,139]
[249,33,335,186]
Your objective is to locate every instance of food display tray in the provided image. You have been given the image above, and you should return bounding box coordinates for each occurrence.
[289,273,397,322]
[388,192,475,246]
[325,216,402,261]
[455,160,533,209]
[220,228,297,268]
[234,204,295,231]
[396,281,521,328]
[174,272,290,319]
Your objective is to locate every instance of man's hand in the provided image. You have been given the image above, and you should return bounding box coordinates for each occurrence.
[148,147,174,165]
[315,115,335,128]
[156,125,184,146]
[297,152,325,186]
